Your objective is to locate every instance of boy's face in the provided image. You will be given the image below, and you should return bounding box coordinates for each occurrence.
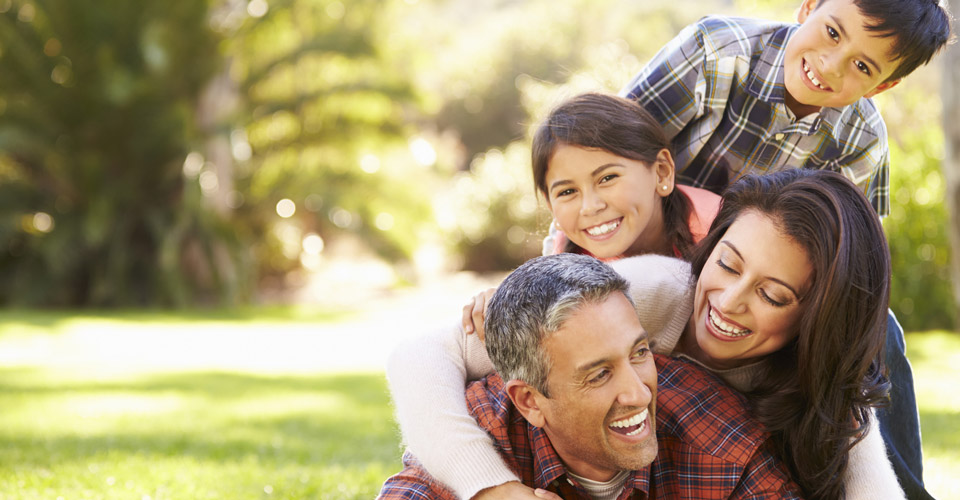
[783,0,901,116]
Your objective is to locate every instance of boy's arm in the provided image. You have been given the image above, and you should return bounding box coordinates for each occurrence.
[619,18,717,141]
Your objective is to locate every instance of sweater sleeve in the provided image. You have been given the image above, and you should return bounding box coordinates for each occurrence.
[385,321,518,499]
[842,408,905,499]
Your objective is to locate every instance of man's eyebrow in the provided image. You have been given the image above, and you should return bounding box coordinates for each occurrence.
[719,240,803,299]
[574,331,649,374]
[830,14,882,73]
[548,163,622,192]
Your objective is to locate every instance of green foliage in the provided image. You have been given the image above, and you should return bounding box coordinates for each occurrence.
[877,84,956,330]
[221,0,440,279]
[0,0,243,306]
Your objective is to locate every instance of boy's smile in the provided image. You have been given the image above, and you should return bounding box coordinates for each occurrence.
[783,0,901,117]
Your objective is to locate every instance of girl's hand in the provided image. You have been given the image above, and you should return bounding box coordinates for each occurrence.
[461,287,497,342]
[472,481,563,500]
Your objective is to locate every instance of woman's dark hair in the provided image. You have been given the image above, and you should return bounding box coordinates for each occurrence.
[689,169,891,499]
[531,93,695,258]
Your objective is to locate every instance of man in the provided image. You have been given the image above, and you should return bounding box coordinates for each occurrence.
[378,254,802,499]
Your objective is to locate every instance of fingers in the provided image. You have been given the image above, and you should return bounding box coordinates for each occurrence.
[462,296,477,334]
[473,288,496,342]
[534,488,562,500]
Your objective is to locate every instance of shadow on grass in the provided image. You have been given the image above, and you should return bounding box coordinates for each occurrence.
[0,306,359,333]
[0,370,403,468]
[0,369,389,401]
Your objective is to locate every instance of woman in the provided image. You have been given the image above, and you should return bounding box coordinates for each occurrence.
[388,169,903,499]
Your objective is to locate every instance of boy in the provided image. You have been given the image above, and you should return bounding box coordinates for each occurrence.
[621,0,950,217]
[615,0,952,498]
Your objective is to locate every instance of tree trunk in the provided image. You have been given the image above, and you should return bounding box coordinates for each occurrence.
[942,7,960,329]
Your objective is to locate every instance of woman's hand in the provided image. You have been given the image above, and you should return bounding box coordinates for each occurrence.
[472,481,562,500]
[461,287,497,342]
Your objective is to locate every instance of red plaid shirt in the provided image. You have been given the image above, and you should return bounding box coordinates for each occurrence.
[379,355,803,499]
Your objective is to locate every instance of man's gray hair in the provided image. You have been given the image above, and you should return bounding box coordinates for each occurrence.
[485,254,631,397]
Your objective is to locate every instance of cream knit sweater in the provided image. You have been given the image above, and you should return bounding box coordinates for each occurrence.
[385,255,904,499]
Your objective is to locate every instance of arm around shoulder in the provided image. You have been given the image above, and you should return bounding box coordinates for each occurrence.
[385,322,518,499]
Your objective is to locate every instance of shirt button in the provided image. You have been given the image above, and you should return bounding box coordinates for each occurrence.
[774,133,785,141]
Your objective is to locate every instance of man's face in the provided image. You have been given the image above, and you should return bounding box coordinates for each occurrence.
[536,292,658,481]
[783,0,900,117]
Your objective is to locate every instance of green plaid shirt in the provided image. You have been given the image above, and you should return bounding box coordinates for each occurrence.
[621,15,889,216]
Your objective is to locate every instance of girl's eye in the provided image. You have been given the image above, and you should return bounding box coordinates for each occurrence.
[855,60,871,76]
[759,289,789,307]
[826,25,839,41]
[716,258,739,275]
[556,188,576,197]
[599,174,618,184]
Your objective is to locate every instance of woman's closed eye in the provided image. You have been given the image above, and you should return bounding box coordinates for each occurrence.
[759,288,789,307]
[716,258,738,275]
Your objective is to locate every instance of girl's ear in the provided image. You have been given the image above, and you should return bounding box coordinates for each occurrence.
[655,148,676,198]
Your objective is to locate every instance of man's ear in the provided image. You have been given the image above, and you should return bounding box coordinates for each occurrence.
[796,0,819,22]
[864,79,901,98]
[654,148,676,198]
[505,380,547,428]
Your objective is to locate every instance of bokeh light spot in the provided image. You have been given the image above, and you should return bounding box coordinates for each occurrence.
[276,199,296,218]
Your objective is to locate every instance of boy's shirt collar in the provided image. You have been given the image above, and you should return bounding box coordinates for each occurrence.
[744,22,864,137]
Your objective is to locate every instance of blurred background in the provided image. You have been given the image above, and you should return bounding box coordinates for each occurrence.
[0,0,957,498]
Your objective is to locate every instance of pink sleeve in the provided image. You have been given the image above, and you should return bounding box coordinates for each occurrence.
[676,184,721,244]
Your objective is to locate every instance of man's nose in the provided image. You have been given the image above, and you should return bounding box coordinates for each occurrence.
[616,365,653,408]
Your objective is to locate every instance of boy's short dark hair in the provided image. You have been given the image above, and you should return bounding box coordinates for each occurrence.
[835,0,953,82]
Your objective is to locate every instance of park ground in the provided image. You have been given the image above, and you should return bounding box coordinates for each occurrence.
[0,267,957,499]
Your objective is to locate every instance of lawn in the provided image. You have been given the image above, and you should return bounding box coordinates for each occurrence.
[0,311,956,499]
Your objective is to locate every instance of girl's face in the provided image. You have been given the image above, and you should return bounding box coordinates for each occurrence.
[688,210,813,370]
[545,144,673,259]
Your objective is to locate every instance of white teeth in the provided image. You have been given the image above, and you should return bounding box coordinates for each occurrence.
[803,61,826,90]
[709,308,751,337]
[586,219,620,236]
[610,408,648,435]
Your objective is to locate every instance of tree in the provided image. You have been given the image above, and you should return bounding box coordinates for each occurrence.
[0,0,241,306]
[943,9,960,328]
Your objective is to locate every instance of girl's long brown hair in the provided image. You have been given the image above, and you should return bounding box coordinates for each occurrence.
[690,169,891,499]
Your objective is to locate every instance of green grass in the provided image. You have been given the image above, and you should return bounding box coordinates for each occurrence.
[906,331,960,499]
[0,312,956,499]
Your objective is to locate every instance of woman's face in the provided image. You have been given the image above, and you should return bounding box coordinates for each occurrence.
[545,144,670,259]
[689,210,813,370]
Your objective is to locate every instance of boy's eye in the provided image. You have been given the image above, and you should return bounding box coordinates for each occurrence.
[855,60,871,76]
[826,25,839,41]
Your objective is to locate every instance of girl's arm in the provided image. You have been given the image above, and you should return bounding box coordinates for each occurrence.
[385,321,518,499]
[843,408,906,499]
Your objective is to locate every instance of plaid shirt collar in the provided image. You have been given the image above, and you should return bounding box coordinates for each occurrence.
[527,422,652,496]
[744,22,859,136]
